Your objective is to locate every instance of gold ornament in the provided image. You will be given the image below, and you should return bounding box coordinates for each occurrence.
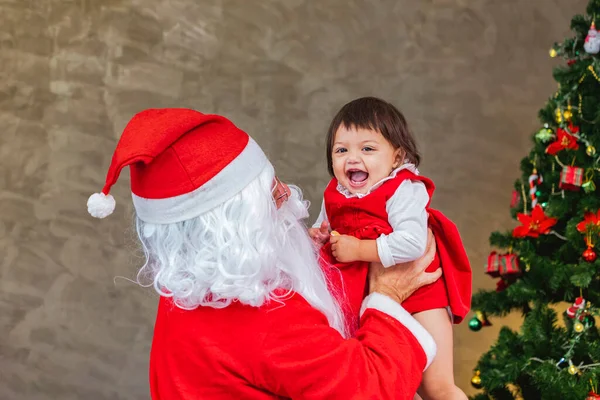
[568,364,579,375]
[471,370,483,389]
[574,321,585,333]
[563,109,573,122]
[506,383,524,399]
[589,65,600,82]
[550,48,558,57]
[587,145,596,156]
[555,108,563,123]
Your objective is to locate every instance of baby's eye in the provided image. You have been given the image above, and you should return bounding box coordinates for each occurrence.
[362,147,374,152]
[334,148,347,153]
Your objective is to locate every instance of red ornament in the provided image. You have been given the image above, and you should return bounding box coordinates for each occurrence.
[512,205,558,238]
[583,247,597,262]
[496,279,508,292]
[568,59,577,66]
[545,124,580,155]
[495,276,518,292]
[587,391,600,400]
[510,189,521,208]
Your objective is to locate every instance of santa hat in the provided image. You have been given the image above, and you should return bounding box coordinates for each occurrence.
[87,108,269,224]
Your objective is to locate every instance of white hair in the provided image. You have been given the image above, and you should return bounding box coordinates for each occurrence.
[135,164,347,336]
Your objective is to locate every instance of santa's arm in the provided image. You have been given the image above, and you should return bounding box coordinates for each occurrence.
[258,293,436,400]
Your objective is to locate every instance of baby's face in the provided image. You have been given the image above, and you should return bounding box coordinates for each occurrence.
[331,125,402,195]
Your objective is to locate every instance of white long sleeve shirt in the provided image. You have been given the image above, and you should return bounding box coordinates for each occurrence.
[313,164,429,268]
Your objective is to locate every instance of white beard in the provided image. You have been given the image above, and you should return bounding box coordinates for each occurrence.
[135,165,347,337]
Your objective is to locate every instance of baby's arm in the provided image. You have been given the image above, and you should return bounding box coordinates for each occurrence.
[376,180,429,267]
[330,180,428,265]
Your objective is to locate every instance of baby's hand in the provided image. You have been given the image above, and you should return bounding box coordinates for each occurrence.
[330,233,361,263]
[308,221,331,247]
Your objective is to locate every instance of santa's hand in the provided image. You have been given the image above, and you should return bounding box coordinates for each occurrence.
[330,233,360,262]
[308,221,331,246]
[368,229,441,304]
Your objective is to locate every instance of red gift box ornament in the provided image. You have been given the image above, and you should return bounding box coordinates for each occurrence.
[486,252,501,277]
[560,166,584,191]
[486,252,520,277]
[500,253,520,275]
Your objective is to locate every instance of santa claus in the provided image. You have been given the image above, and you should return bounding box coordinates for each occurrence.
[87,108,441,399]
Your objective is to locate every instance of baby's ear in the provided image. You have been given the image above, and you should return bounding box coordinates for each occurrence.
[393,148,405,168]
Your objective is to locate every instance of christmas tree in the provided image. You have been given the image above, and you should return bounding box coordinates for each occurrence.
[469,2,600,399]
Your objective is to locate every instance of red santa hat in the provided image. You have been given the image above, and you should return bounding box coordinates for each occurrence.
[87,108,269,224]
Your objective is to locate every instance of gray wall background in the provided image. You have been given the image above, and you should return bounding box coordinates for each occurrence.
[0,0,586,398]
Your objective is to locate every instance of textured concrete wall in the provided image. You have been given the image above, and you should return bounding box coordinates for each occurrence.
[0,0,586,398]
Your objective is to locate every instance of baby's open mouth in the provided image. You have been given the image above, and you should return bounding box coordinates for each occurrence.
[347,169,369,187]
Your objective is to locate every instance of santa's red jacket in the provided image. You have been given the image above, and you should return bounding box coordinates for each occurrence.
[149,292,436,399]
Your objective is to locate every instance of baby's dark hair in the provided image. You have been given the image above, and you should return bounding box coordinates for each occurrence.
[325,96,420,176]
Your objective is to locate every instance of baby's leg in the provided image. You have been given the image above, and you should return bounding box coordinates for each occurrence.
[413,308,467,400]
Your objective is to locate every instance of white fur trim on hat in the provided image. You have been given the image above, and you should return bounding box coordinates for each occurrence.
[132,138,269,224]
[87,193,116,219]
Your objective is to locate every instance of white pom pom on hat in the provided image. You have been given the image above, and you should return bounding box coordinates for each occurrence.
[88,108,268,223]
[87,192,116,218]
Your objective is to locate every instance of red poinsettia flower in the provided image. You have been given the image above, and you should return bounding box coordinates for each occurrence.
[513,205,558,238]
[576,210,600,233]
[545,124,579,155]
[566,123,580,135]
